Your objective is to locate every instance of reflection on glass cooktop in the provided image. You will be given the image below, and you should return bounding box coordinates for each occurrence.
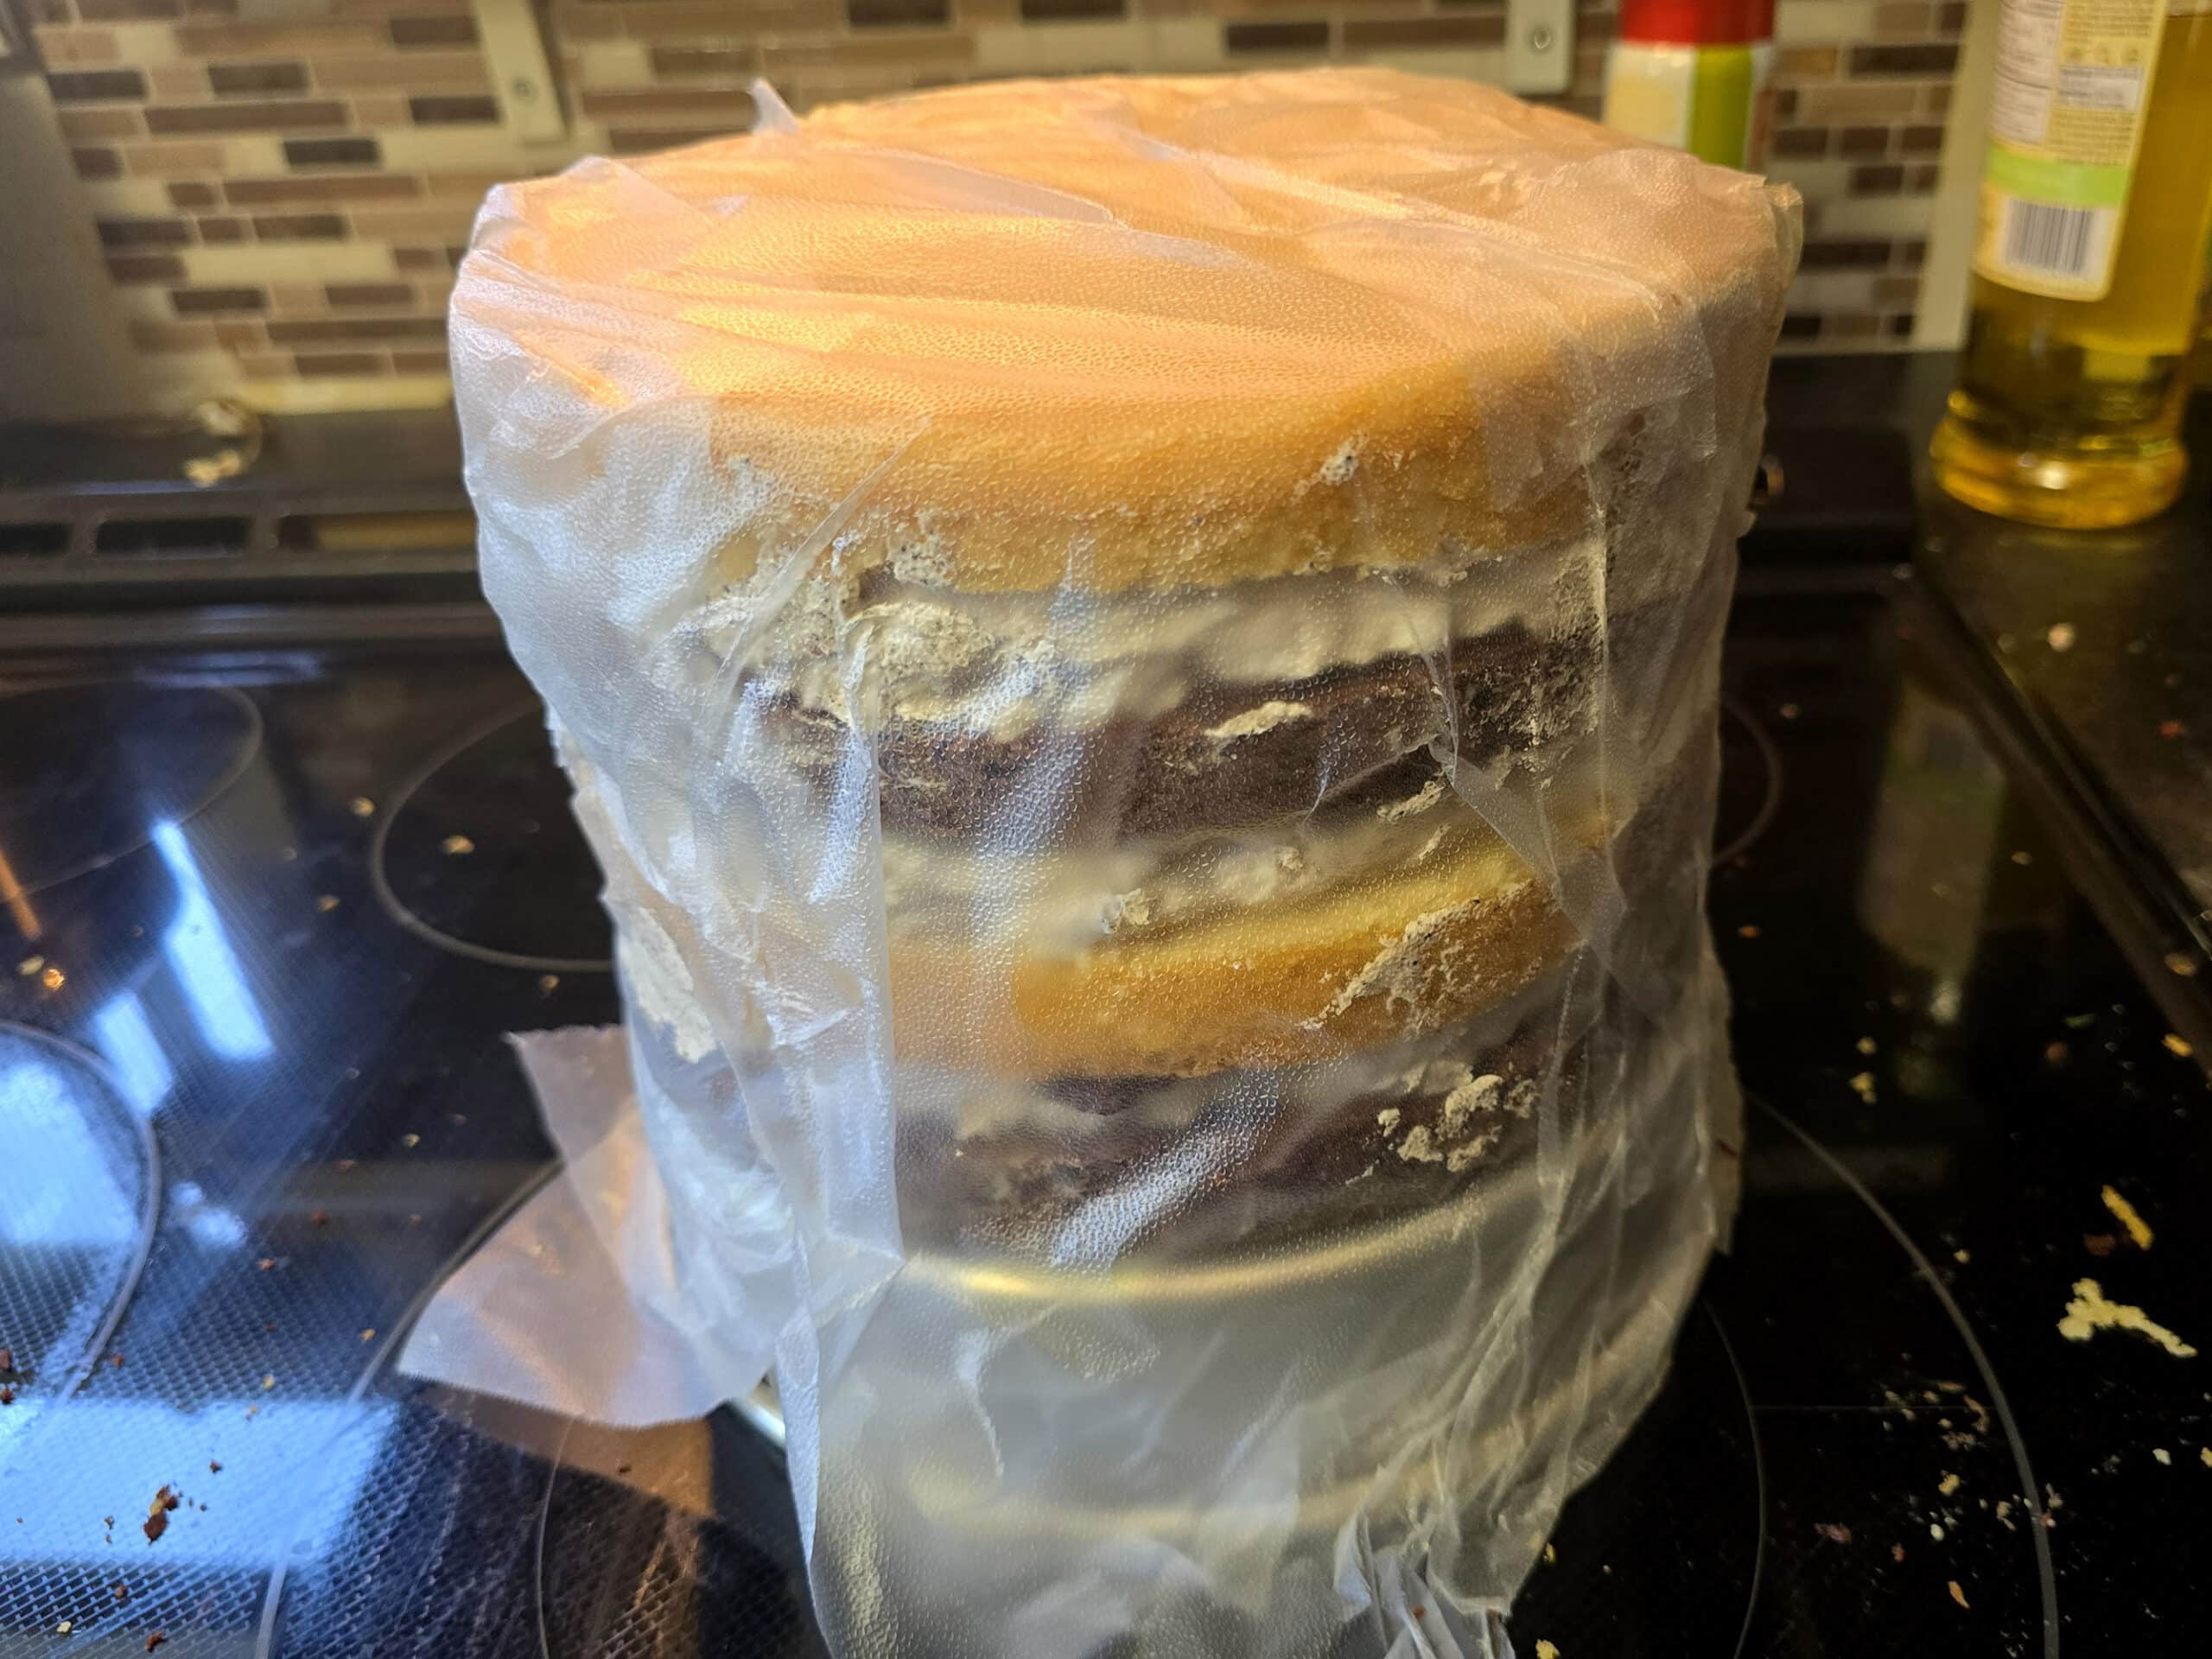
[0,578,2205,1659]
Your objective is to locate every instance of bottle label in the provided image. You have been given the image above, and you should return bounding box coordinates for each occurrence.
[1974,0,2174,301]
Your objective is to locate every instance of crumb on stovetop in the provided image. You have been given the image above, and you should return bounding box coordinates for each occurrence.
[147,1630,166,1651]
[2057,1278,2197,1357]
[1948,1580,1969,1610]
[2164,1033,2195,1058]
[2101,1185,2154,1250]
[1814,1522,1852,1544]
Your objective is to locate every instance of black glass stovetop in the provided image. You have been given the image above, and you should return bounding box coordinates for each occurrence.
[2,568,2207,1659]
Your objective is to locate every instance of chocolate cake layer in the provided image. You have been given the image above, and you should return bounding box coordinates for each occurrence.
[777,612,1640,845]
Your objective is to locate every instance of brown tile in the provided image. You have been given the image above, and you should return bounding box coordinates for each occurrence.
[267,315,445,342]
[1887,313,1916,338]
[294,351,390,375]
[270,283,327,314]
[225,172,423,204]
[1847,42,1957,76]
[1922,84,1953,116]
[311,52,489,90]
[1899,124,1944,154]
[1799,238,1892,270]
[237,352,297,378]
[196,215,246,242]
[168,181,220,208]
[1838,126,1889,157]
[1224,21,1328,54]
[208,59,308,96]
[123,140,229,175]
[1907,162,1941,192]
[253,212,350,238]
[334,0,476,19]
[326,281,413,307]
[1779,314,1821,341]
[1776,47,1839,79]
[1849,163,1906,195]
[1937,0,1966,32]
[1827,313,1883,340]
[130,319,222,353]
[391,245,447,270]
[391,349,453,375]
[1344,16,1504,47]
[78,0,181,17]
[23,0,77,23]
[649,46,755,78]
[97,214,193,247]
[1774,88,1798,118]
[1798,82,1920,120]
[848,0,949,22]
[1769,126,1829,159]
[285,136,380,165]
[411,92,502,123]
[1872,1,1930,35]
[607,126,751,154]
[389,14,476,46]
[147,64,209,98]
[1898,238,1928,268]
[175,21,385,56]
[106,253,188,283]
[1018,0,1121,14]
[144,99,348,134]
[72,146,124,179]
[56,105,144,142]
[172,285,269,315]
[578,86,759,119]
[49,68,148,100]
[213,320,265,348]
[1873,274,1922,305]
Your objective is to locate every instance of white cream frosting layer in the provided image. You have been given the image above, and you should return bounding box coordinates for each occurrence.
[690,536,1609,741]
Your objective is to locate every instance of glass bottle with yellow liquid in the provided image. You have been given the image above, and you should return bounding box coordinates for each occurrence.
[1931,0,2212,527]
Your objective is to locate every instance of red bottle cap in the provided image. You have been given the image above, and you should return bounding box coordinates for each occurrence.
[1617,0,1775,45]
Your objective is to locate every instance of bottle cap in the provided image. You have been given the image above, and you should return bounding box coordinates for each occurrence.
[1617,0,1775,44]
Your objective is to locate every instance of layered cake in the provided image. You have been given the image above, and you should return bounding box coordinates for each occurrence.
[459,68,1797,1260]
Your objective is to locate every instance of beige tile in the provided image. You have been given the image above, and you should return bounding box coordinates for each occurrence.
[175,20,386,57]
[310,51,492,91]
[181,240,399,284]
[1873,1,1932,35]
[56,105,146,141]
[350,93,414,128]
[1796,80,1922,121]
[270,282,330,315]
[33,25,123,64]
[147,63,210,99]
[122,140,229,176]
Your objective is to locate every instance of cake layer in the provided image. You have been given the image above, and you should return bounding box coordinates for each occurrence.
[460,69,1800,595]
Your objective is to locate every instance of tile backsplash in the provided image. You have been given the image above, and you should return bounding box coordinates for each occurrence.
[23,0,1973,414]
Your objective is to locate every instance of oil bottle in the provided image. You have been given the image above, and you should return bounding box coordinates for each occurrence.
[1930,1,2212,527]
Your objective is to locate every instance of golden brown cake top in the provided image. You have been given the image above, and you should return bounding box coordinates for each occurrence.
[458,68,1800,593]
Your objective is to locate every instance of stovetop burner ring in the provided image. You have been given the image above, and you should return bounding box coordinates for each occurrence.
[369,700,613,975]
[1714,696,1783,868]
[0,679,262,904]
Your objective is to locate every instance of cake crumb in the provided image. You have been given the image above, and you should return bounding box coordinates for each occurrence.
[315,895,340,913]
[1938,1472,1960,1497]
[1535,1643,1560,1659]
[16,956,42,976]
[1814,1522,1852,1543]
[2152,1447,2171,1465]
[1856,1037,1877,1055]
[1929,1522,1944,1541]
[1737,924,1760,938]
[2166,951,2198,976]
[1543,1542,1556,1563]
[1948,1580,1969,1609]
[2162,1033,2193,1058]
[1848,1071,1877,1103]
[1892,1544,1905,1562]
[440,835,475,856]
[2046,624,2075,652]
[347,797,374,817]
[1394,1124,1443,1165]
[2101,1185,2153,1250]
[1955,1249,1970,1264]
[1203,701,1313,745]
[1995,1501,2013,1529]
[2057,1279,2196,1356]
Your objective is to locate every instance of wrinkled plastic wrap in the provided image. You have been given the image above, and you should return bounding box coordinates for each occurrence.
[437,67,1800,1659]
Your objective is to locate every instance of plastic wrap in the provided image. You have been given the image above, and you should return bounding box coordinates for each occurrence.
[444,67,1801,1659]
